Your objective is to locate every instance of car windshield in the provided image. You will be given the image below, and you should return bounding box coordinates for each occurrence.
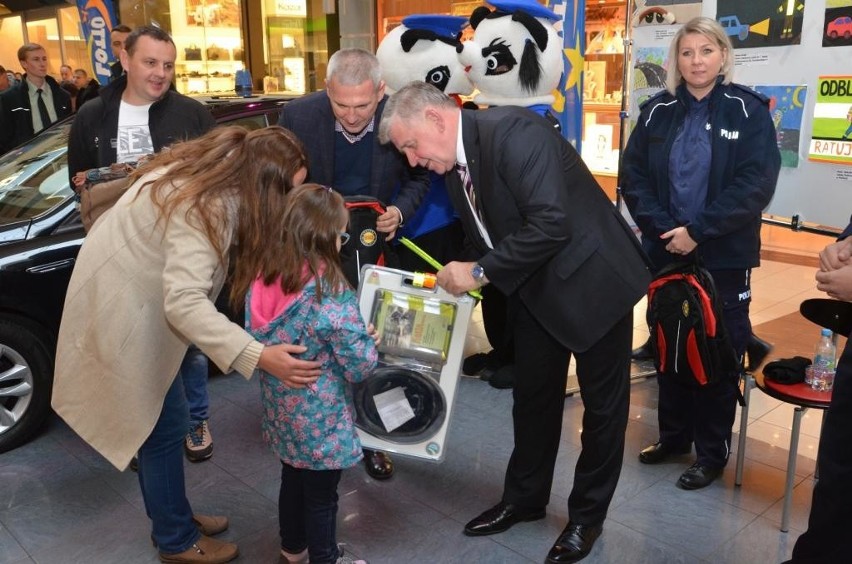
[0,123,74,224]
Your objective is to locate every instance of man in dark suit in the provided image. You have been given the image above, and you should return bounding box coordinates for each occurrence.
[109,24,132,83]
[278,48,430,481]
[379,82,651,564]
[72,68,100,110]
[0,43,72,154]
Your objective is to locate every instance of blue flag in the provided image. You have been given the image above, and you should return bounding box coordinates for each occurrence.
[75,0,119,86]
[548,0,585,150]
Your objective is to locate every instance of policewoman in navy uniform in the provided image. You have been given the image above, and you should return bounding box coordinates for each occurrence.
[622,17,780,490]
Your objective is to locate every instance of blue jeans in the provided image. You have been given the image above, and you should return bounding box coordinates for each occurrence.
[137,362,199,554]
[181,344,209,427]
[279,462,342,564]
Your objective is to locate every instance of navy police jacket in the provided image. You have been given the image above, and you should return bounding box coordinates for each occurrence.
[621,79,780,271]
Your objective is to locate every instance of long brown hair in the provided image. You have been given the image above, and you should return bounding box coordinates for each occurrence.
[134,125,308,309]
[264,183,350,303]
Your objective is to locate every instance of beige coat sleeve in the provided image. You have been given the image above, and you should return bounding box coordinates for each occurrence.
[160,202,260,378]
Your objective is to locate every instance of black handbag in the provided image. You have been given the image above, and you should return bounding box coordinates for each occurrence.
[184,45,201,61]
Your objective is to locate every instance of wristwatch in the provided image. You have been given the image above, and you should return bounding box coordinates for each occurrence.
[471,263,486,285]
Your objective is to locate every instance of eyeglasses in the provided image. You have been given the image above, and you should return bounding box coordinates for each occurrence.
[339,232,351,246]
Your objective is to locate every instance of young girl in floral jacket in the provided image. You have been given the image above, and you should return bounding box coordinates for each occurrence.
[247,183,378,564]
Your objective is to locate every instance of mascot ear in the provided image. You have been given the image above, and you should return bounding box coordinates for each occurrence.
[512,10,549,52]
[470,6,491,30]
[519,39,542,93]
[401,28,437,52]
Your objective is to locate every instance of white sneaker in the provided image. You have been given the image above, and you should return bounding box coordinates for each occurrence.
[335,544,367,564]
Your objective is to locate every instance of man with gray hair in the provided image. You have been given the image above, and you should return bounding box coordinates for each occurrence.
[278,48,430,482]
[379,81,651,564]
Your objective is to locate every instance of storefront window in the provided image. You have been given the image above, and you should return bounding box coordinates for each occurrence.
[262,0,332,95]
[0,15,24,71]
[58,7,93,78]
[172,0,244,94]
[25,17,60,77]
[119,0,173,33]
[118,0,243,95]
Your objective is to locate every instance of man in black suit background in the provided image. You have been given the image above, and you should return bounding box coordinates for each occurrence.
[379,81,651,564]
[109,24,132,83]
[278,48,430,481]
[0,43,72,154]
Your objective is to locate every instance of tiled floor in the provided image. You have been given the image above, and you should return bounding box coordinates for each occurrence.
[0,259,830,564]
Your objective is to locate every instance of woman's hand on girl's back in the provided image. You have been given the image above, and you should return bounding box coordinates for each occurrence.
[258,343,321,388]
[367,323,381,347]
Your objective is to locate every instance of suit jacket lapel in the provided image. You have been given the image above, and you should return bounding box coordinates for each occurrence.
[369,97,389,200]
[315,95,336,186]
[453,112,490,253]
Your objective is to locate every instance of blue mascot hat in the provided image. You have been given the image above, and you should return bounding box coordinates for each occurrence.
[487,0,560,21]
[401,15,468,39]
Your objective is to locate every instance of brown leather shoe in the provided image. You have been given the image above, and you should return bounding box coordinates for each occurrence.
[159,535,238,563]
[192,515,228,536]
[152,515,229,547]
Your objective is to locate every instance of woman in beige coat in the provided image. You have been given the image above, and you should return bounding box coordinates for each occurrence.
[52,126,321,564]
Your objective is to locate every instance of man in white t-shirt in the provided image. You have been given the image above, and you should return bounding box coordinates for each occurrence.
[69,25,215,180]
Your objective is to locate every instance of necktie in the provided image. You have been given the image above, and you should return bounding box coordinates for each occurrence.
[456,164,481,221]
[36,88,52,132]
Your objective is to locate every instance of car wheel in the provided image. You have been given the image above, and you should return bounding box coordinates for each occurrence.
[738,28,748,41]
[830,31,838,39]
[0,318,55,454]
[845,31,851,40]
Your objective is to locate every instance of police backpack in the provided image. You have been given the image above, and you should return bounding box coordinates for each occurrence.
[340,196,398,288]
[646,261,740,387]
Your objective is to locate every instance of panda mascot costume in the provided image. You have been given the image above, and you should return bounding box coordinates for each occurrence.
[458,0,563,121]
[376,15,472,273]
[455,0,565,388]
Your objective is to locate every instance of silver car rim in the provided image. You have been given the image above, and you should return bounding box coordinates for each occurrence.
[0,345,33,436]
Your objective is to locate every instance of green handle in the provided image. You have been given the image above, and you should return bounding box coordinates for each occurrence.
[399,237,483,300]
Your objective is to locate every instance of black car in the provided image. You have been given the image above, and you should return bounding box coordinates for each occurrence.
[0,96,290,454]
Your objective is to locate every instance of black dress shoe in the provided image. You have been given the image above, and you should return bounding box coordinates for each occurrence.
[463,502,545,536]
[546,522,603,563]
[363,448,394,480]
[631,339,654,361]
[463,351,493,375]
[746,333,773,371]
[677,462,722,490]
[638,442,691,464]
[488,365,515,389]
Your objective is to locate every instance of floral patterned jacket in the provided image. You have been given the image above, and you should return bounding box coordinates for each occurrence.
[247,278,378,470]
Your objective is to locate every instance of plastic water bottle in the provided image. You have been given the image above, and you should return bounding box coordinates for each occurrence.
[812,328,836,392]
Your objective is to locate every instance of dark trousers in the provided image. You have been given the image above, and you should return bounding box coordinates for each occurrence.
[481,283,514,365]
[656,269,751,468]
[790,339,852,563]
[279,462,343,564]
[502,300,632,526]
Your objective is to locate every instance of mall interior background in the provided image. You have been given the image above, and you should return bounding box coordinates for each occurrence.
[0,0,834,257]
